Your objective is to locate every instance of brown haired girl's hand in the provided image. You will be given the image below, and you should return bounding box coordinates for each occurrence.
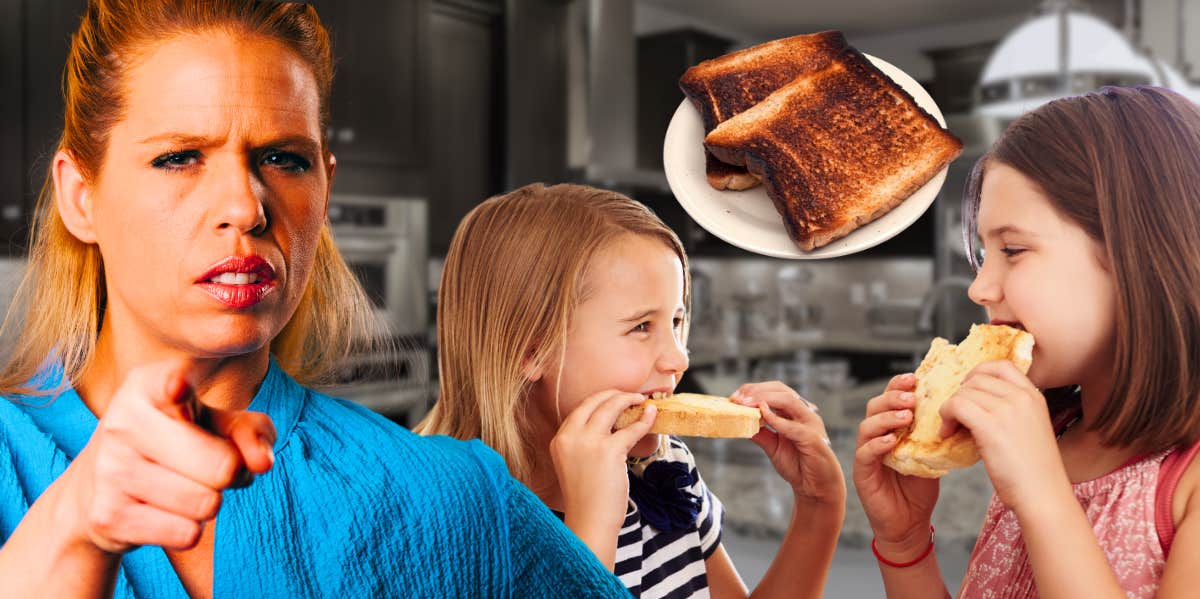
[852,373,940,560]
[732,381,846,506]
[56,361,276,555]
[937,360,1068,515]
[549,389,655,570]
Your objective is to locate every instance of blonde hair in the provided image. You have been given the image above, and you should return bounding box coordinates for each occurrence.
[0,0,376,393]
[415,183,690,484]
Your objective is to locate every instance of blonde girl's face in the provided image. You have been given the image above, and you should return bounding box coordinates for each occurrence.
[77,32,330,359]
[969,162,1118,389]
[534,233,689,456]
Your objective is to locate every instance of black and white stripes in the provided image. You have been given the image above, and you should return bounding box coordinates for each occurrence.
[614,437,725,599]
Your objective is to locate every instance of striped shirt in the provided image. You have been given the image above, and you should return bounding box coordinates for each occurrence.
[616,436,725,598]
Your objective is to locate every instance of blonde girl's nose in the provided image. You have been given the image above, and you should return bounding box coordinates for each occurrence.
[658,335,690,375]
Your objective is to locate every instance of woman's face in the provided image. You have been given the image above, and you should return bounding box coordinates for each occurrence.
[70,32,331,359]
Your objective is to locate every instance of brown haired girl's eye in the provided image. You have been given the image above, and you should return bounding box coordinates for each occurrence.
[1000,247,1025,257]
[631,322,651,334]
[151,150,201,171]
[672,317,684,329]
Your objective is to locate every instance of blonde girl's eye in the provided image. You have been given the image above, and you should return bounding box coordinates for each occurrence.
[672,316,684,329]
[1000,246,1026,258]
[631,321,651,334]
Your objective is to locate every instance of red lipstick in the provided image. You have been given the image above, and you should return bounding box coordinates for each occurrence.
[195,255,277,309]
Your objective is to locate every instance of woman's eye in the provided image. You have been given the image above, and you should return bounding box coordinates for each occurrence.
[151,150,201,171]
[262,151,311,173]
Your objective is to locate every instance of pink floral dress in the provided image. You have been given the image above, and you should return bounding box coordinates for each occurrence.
[957,435,1200,599]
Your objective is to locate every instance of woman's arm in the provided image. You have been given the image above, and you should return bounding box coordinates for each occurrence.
[0,471,120,598]
[0,362,274,598]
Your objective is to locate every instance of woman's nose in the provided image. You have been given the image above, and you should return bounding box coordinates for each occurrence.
[214,162,268,235]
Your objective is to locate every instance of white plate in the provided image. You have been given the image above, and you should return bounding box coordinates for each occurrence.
[663,54,950,259]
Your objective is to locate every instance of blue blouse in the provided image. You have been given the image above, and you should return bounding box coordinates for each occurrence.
[0,360,629,598]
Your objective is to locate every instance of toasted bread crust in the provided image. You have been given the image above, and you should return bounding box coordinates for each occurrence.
[703,47,964,251]
[679,31,848,191]
[616,393,763,438]
[705,153,762,190]
[882,324,1035,478]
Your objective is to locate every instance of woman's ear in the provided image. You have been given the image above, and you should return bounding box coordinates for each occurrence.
[52,150,98,244]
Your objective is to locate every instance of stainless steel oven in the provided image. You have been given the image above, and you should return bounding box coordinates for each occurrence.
[324,194,431,425]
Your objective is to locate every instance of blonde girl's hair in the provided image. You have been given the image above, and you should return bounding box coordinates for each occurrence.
[0,0,377,393]
[415,183,690,484]
[963,86,1200,451]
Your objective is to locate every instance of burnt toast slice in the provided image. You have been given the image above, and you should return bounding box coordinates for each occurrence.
[679,31,848,191]
[703,48,963,251]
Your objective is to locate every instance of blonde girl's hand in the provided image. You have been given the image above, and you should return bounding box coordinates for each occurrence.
[550,390,655,537]
[58,361,277,555]
[938,360,1068,514]
[732,381,846,506]
[852,373,940,558]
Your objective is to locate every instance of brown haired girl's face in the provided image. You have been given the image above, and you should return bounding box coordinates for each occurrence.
[968,162,1117,389]
[77,32,330,358]
[533,233,689,457]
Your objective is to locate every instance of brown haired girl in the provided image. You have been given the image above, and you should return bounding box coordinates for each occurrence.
[419,183,847,598]
[854,86,1200,598]
[0,1,628,596]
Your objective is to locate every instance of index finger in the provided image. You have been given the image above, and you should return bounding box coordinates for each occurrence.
[885,373,917,392]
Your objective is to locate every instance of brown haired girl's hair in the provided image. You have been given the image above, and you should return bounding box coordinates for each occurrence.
[414,183,690,484]
[963,86,1200,452]
[0,0,377,392]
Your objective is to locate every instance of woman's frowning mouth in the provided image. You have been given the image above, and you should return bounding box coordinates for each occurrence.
[195,255,278,309]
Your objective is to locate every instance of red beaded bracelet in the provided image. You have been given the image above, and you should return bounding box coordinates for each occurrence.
[871,525,935,568]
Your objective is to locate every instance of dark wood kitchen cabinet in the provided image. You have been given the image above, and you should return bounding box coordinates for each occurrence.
[315,0,432,196]
[0,0,86,255]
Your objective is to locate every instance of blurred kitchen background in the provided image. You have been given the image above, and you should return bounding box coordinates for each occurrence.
[3,0,1199,594]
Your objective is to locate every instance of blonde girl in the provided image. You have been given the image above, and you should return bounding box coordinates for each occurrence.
[420,183,847,598]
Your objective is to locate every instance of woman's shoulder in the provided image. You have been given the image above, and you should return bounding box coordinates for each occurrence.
[299,389,511,479]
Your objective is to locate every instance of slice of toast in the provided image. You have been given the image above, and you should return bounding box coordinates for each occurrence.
[616,393,763,438]
[703,48,963,251]
[882,324,1035,479]
[679,31,848,191]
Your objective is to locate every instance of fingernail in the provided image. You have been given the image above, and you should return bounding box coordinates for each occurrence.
[896,410,910,421]
[900,392,915,402]
[259,435,275,465]
[882,434,895,443]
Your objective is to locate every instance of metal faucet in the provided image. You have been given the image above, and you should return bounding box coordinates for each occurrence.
[916,276,977,335]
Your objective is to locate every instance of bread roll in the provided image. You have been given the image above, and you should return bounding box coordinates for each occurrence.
[616,393,764,438]
[882,324,1035,478]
